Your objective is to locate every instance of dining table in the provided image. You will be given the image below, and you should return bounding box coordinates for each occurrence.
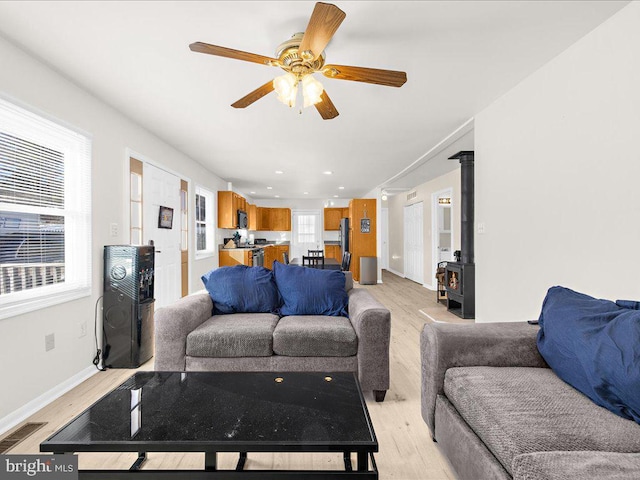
[289,257,342,270]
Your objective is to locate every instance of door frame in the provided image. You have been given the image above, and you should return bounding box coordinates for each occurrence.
[123,148,192,295]
[290,209,322,261]
[431,187,454,290]
[380,207,389,270]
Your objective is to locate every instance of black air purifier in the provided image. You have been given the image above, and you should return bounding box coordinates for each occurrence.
[103,245,155,368]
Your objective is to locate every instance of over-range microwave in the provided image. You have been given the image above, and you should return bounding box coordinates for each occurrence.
[237,210,248,229]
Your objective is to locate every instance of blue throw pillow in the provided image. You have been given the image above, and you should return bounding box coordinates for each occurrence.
[272,261,348,317]
[537,286,640,424]
[201,265,279,314]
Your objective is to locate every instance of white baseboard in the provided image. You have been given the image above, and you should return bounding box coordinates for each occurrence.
[384,267,405,278]
[423,283,436,291]
[0,365,97,436]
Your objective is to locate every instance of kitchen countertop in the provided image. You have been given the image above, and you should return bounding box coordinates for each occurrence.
[219,242,290,251]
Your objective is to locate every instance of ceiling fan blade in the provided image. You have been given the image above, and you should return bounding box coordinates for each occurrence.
[189,42,278,66]
[231,81,275,109]
[298,3,346,62]
[314,91,339,120]
[323,64,407,87]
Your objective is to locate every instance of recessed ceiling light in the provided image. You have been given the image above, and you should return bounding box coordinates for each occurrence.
[250,191,256,194]
[303,192,309,195]
[275,195,280,198]
[333,195,339,198]
[275,170,284,174]
[323,171,333,175]
[338,186,344,190]
[266,186,273,190]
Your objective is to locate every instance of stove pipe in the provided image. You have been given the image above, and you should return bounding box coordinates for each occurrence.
[449,151,474,264]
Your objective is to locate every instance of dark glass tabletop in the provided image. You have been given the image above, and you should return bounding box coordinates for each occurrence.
[41,372,377,453]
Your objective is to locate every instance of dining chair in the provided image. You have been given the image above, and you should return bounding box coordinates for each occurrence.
[283,252,289,265]
[307,249,324,257]
[302,255,324,268]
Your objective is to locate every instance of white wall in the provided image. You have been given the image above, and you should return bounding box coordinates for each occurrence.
[386,169,461,286]
[0,35,227,428]
[475,1,640,322]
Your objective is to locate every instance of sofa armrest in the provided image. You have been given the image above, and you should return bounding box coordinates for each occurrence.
[348,288,391,393]
[421,322,546,437]
[154,292,213,371]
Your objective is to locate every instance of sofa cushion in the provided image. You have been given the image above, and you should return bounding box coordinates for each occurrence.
[186,313,279,357]
[201,265,279,315]
[272,262,348,317]
[444,366,640,476]
[512,451,640,480]
[273,315,357,357]
[537,286,640,423]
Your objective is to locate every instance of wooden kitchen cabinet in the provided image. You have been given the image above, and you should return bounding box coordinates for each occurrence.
[323,208,343,230]
[218,191,248,228]
[324,244,341,262]
[248,204,257,231]
[219,249,252,267]
[262,245,274,269]
[271,208,291,231]
[254,207,291,231]
[262,244,289,269]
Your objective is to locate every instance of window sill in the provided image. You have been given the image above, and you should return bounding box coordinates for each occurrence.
[0,286,91,321]
[195,251,215,261]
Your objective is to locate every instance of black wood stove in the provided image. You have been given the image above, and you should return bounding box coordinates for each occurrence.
[445,151,475,319]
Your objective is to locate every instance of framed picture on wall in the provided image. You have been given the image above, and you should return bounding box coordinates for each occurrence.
[360,218,370,233]
[158,206,174,229]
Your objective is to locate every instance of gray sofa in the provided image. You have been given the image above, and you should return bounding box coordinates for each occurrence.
[155,273,391,401]
[421,322,640,479]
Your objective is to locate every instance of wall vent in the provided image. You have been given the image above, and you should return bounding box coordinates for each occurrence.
[406,191,417,201]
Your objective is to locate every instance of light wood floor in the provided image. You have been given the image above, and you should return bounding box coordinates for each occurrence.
[4,270,458,479]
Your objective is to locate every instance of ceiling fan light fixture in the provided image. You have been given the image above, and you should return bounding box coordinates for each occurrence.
[302,75,324,107]
[273,73,298,107]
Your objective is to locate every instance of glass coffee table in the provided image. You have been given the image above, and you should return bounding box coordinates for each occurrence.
[41,371,378,479]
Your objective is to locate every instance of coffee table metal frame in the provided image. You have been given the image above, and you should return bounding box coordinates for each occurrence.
[41,372,378,479]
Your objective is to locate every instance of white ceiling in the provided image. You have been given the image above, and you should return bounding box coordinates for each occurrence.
[0,1,628,199]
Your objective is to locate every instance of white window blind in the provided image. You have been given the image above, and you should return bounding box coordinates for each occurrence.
[0,97,92,319]
[297,214,317,244]
[195,186,213,257]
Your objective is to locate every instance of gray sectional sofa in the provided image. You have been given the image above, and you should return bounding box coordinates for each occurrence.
[155,273,391,401]
[421,322,640,479]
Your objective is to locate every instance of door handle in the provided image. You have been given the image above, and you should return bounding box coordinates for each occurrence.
[156,251,162,253]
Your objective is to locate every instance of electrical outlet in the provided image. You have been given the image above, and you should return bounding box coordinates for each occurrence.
[110,223,119,237]
[78,321,87,338]
[45,333,55,352]
[477,222,486,234]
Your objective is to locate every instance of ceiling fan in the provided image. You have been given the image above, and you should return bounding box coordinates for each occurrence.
[189,2,407,120]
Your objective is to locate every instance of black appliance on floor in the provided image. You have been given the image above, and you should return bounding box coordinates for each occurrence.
[103,245,155,368]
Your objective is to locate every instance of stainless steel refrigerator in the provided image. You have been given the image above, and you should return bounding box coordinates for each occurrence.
[339,217,350,254]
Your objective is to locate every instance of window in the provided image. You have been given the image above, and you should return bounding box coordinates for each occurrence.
[297,214,318,244]
[195,187,213,258]
[0,97,91,319]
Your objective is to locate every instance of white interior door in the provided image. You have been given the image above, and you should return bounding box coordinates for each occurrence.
[143,163,181,309]
[404,202,424,284]
[291,210,322,261]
